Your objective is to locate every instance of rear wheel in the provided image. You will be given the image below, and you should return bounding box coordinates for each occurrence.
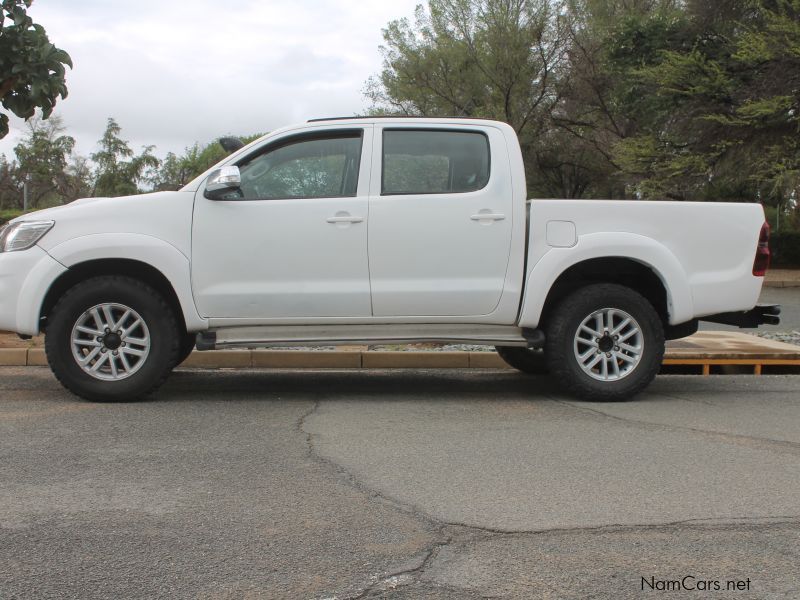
[45,276,180,402]
[544,283,664,401]
[495,346,548,375]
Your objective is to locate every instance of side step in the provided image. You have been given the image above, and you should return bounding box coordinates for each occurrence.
[196,324,544,351]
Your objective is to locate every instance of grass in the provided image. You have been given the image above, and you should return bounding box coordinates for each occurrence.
[0,209,25,225]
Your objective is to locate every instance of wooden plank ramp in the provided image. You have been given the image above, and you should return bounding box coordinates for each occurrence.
[662,332,800,375]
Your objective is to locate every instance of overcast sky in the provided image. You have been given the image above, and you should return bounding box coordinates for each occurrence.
[0,0,420,160]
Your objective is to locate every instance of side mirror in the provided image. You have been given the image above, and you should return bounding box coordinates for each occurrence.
[204,166,242,200]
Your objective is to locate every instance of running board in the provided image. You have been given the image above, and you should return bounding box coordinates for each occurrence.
[196,324,543,350]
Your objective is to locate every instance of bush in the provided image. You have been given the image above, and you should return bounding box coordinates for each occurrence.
[0,210,24,227]
[770,231,800,267]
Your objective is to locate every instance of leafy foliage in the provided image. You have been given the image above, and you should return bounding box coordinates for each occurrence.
[0,206,22,224]
[608,0,800,203]
[370,0,800,212]
[0,153,17,206]
[0,0,71,138]
[771,231,800,266]
[13,114,75,207]
[91,118,160,197]
[151,133,262,191]
[366,0,573,196]
[558,0,800,204]
[0,113,262,208]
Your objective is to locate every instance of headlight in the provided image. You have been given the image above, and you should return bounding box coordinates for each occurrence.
[0,220,55,252]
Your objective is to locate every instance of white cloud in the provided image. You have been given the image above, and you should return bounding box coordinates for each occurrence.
[0,0,419,160]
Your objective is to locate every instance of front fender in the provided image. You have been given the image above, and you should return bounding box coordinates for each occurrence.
[518,232,694,328]
[0,247,67,335]
[44,233,207,332]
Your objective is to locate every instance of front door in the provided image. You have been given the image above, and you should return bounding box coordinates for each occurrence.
[367,126,514,317]
[191,127,373,319]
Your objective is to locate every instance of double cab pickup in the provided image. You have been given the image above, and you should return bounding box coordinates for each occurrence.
[0,117,779,401]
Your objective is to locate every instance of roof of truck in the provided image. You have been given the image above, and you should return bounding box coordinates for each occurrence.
[308,115,504,123]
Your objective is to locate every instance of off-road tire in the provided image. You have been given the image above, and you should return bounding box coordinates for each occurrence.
[544,283,664,402]
[175,332,196,366]
[45,276,180,402]
[495,346,549,375]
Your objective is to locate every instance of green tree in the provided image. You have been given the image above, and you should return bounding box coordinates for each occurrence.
[91,117,159,197]
[13,113,74,207]
[605,0,800,205]
[370,0,800,207]
[551,0,686,197]
[0,153,19,208]
[62,153,92,201]
[155,141,227,189]
[0,0,71,138]
[151,151,192,191]
[151,134,263,191]
[366,0,574,197]
[725,0,800,206]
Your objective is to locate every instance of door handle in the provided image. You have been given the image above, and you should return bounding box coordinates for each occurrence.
[326,215,364,224]
[470,212,505,221]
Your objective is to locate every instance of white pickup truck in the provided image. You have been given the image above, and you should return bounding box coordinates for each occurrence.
[0,117,780,402]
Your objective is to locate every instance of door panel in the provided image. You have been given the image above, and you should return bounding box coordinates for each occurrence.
[368,126,514,317]
[191,127,372,319]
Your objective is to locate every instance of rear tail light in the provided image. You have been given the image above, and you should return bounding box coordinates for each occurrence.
[752,221,770,276]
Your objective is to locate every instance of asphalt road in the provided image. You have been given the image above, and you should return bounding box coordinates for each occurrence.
[2,367,799,599]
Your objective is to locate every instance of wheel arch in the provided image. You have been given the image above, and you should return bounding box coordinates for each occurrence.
[40,258,186,333]
[538,257,670,329]
[518,233,695,329]
[39,233,207,335]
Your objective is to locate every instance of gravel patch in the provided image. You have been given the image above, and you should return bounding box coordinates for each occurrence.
[248,345,497,352]
[755,331,800,346]
[240,335,800,351]
[367,344,495,352]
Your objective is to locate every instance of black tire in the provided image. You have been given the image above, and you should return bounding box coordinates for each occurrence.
[45,276,180,402]
[175,332,196,366]
[495,346,549,375]
[544,283,664,402]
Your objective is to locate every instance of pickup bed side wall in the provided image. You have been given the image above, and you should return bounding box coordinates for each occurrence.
[518,200,765,328]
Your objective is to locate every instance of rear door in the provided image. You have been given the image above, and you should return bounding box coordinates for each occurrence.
[367,125,514,317]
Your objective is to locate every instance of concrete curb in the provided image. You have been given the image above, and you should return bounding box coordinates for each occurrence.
[0,348,27,366]
[763,280,800,288]
[4,332,798,370]
[8,349,797,370]
[0,348,510,369]
[27,348,48,366]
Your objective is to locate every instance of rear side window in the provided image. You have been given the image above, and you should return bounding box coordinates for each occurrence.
[381,130,490,195]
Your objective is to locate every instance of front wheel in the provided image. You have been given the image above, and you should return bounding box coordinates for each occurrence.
[45,276,180,402]
[544,283,664,402]
[175,332,196,366]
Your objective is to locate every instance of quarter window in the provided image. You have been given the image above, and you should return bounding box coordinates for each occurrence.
[382,130,490,195]
[237,131,362,200]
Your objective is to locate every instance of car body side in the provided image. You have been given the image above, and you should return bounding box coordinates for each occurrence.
[0,117,766,337]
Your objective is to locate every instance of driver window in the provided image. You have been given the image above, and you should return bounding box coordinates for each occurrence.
[237,131,363,200]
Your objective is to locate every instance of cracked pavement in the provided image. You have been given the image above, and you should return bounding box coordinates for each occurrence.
[1,367,799,599]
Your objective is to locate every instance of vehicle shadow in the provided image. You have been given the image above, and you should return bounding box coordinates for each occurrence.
[159,369,800,405]
[160,368,562,403]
